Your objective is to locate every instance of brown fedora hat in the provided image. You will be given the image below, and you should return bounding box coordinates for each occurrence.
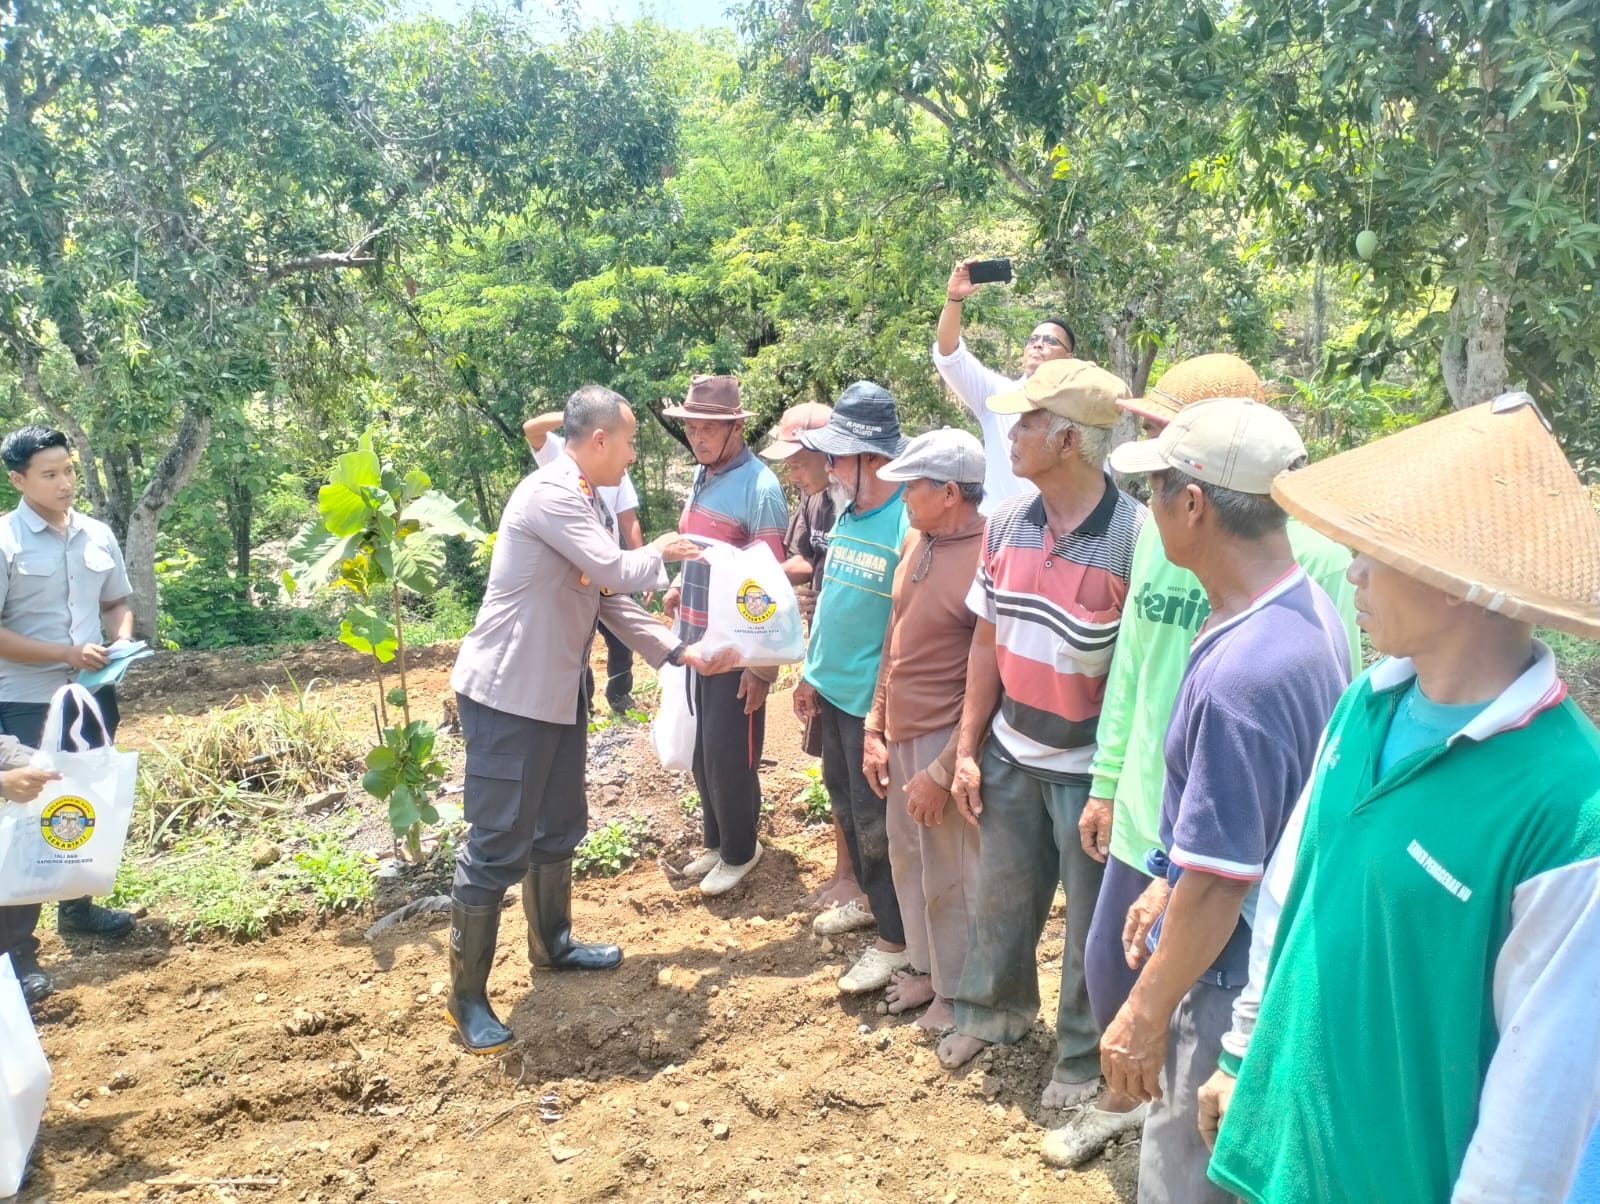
[662,374,756,421]
[1271,393,1600,639]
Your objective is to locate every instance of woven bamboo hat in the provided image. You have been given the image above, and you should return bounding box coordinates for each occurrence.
[1121,353,1266,425]
[1271,393,1600,639]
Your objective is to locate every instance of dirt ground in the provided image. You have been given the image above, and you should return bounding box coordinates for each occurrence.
[14,639,1142,1204]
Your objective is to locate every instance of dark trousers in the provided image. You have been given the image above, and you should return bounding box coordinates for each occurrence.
[583,622,635,710]
[816,695,905,945]
[0,687,120,962]
[452,692,588,907]
[691,669,765,867]
[1085,852,1155,1030]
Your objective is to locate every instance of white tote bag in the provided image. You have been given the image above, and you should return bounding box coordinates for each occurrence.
[0,683,138,906]
[0,954,51,1197]
[698,540,805,668]
[649,661,697,773]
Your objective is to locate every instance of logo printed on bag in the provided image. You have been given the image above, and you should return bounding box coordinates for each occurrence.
[40,796,96,851]
[735,580,776,623]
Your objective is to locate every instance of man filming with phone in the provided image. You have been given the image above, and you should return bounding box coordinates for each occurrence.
[933,257,1078,514]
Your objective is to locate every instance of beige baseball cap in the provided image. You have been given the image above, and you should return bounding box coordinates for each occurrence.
[760,402,833,461]
[1108,396,1306,495]
[986,358,1128,429]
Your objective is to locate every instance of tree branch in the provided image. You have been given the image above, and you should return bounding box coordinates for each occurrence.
[14,353,114,523]
[896,87,1043,201]
[134,405,212,518]
[264,251,379,282]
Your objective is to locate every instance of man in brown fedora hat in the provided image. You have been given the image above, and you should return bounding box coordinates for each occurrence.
[1200,394,1600,1202]
[661,375,789,897]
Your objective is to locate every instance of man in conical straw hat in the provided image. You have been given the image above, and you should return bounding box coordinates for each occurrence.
[1199,393,1600,1202]
[1045,354,1361,1169]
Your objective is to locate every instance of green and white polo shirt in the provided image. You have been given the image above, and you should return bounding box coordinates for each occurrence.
[1209,642,1600,1203]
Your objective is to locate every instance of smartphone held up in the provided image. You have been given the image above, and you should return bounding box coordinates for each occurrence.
[966,257,1013,285]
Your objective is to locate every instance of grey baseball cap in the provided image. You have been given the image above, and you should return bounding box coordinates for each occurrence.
[877,428,986,485]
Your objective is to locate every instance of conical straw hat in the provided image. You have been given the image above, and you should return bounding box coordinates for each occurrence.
[1121,353,1265,425]
[1271,393,1600,639]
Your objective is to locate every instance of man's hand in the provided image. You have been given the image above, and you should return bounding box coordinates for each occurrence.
[680,642,738,676]
[863,730,890,800]
[65,642,110,670]
[946,257,983,303]
[736,670,769,716]
[1079,795,1114,863]
[904,770,950,826]
[1197,1068,1237,1151]
[794,584,818,623]
[1101,999,1169,1103]
[793,680,820,723]
[661,586,682,621]
[1122,877,1172,970]
[951,754,984,825]
[0,766,61,803]
[650,533,704,562]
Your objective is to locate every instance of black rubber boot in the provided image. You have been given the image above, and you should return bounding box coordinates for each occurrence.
[57,897,135,938]
[524,859,622,971]
[445,899,514,1055]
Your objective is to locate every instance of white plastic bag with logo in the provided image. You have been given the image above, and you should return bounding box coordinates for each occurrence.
[650,661,697,773]
[0,953,51,1196]
[698,540,805,668]
[0,683,138,906]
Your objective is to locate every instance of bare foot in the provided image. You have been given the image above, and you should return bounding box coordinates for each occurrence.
[1041,1075,1100,1110]
[1096,1088,1142,1114]
[916,995,956,1033]
[885,969,935,1015]
[937,1032,990,1070]
[800,874,841,910]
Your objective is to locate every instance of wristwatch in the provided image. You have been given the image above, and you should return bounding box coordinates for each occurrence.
[665,642,687,667]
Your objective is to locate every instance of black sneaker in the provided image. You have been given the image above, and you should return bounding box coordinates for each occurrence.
[57,897,136,938]
[12,955,52,1005]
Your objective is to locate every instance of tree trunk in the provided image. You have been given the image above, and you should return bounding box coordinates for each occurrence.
[226,477,253,579]
[1443,282,1510,409]
[124,407,214,638]
[1309,259,1327,374]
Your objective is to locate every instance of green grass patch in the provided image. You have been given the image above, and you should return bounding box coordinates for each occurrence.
[108,833,307,940]
[1542,628,1600,671]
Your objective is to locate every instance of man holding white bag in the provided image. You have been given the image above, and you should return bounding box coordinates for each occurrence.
[0,426,138,1007]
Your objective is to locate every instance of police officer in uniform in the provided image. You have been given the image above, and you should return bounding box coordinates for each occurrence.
[446,384,734,1054]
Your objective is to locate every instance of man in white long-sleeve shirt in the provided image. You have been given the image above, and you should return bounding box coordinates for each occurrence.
[1196,393,1600,1204]
[931,257,1077,514]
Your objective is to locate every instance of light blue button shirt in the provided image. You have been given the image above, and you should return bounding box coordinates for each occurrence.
[0,500,132,702]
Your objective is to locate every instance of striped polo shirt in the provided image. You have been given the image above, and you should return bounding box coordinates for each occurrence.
[675,445,789,642]
[967,477,1144,777]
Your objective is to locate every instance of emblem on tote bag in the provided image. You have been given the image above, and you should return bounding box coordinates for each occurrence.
[40,796,97,851]
[736,580,776,624]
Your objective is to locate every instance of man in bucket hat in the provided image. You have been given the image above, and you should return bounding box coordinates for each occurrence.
[1096,397,1351,1204]
[762,402,866,916]
[1200,394,1600,1202]
[861,428,987,1028]
[938,360,1145,1114]
[1047,355,1360,1168]
[661,375,789,898]
[792,383,913,992]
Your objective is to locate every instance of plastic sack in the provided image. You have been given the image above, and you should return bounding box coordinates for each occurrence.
[650,661,697,773]
[699,540,805,667]
[0,683,138,907]
[0,954,51,1197]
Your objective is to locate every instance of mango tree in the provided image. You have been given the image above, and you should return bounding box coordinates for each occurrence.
[287,434,486,860]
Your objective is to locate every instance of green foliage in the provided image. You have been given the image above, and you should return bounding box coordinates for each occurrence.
[107,834,306,941]
[573,815,651,879]
[679,790,701,817]
[1279,375,1440,460]
[288,432,483,856]
[799,764,830,825]
[155,549,333,649]
[295,830,378,915]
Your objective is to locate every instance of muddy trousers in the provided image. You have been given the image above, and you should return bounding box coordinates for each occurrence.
[452,693,588,908]
[953,743,1103,1085]
[884,726,977,997]
[816,696,905,946]
[691,669,766,868]
[1136,978,1240,1204]
[0,688,119,962]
